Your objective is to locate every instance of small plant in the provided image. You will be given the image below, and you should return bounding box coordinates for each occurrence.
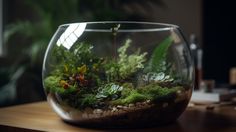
[104,39,147,81]
[44,36,186,110]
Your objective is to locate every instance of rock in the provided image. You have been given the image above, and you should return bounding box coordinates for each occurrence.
[162,103,168,108]
[129,103,134,107]
[84,107,93,114]
[93,109,103,114]
[123,106,128,109]
[103,111,110,116]
[177,90,182,94]
[93,114,99,118]
[111,107,118,112]
[136,102,142,106]
[82,113,88,118]
[88,114,94,118]
[117,105,123,109]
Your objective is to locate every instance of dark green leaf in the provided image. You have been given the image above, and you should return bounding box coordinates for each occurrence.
[146,36,173,73]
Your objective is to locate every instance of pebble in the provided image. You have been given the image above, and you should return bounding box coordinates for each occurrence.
[111,107,118,112]
[82,113,88,118]
[129,103,134,107]
[103,111,110,116]
[84,107,93,114]
[162,103,168,108]
[88,114,94,118]
[123,106,128,109]
[177,90,182,94]
[93,109,103,114]
[136,102,142,107]
[80,101,157,119]
[117,105,123,109]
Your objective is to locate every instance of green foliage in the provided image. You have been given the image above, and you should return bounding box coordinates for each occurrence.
[53,43,94,66]
[80,94,98,108]
[44,76,64,93]
[4,0,164,66]
[44,76,77,94]
[50,43,104,89]
[44,38,183,109]
[112,90,148,105]
[118,39,147,79]
[96,83,123,100]
[105,39,147,81]
[104,60,120,82]
[145,36,173,73]
[119,83,134,97]
[112,83,183,105]
[137,84,182,102]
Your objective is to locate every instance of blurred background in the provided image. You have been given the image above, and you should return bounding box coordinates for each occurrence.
[0,0,235,107]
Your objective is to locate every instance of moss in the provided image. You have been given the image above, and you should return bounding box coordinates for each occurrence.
[80,94,98,108]
[44,76,77,94]
[44,76,63,93]
[112,83,183,105]
[120,83,134,97]
[112,90,148,105]
[44,38,185,109]
[138,83,183,102]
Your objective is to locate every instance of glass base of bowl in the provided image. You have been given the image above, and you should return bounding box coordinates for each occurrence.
[48,93,190,128]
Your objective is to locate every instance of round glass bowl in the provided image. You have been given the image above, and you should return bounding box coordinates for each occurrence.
[42,21,194,128]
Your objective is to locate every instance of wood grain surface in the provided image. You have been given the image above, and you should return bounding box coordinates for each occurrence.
[0,101,236,132]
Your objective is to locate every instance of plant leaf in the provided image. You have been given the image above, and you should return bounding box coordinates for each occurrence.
[145,36,173,73]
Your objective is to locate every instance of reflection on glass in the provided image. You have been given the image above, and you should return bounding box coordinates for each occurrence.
[56,23,87,49]
[43,22,194,128]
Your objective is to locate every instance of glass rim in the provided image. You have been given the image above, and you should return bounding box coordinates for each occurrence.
[58,21,179,32]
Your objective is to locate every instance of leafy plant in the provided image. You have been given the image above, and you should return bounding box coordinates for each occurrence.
[44,76,77,94]
[146,36,173,73]
[4,0,165,66]
[96,83,123,100]
[105,39,147,81]
[118,39,147,79]
[43,35,186,110]
[80,94,98,108]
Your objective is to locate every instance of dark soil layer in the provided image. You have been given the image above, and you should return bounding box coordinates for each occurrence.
[63,99,189,128]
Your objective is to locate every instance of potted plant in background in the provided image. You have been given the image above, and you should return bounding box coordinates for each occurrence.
[1,0,164,106]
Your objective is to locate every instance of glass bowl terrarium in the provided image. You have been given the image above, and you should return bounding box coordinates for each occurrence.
[42,21,194,128]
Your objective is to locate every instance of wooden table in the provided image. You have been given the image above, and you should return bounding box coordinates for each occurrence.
[0,101,236,132]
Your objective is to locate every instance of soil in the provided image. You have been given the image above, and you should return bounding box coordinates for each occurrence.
[48,89,192,128]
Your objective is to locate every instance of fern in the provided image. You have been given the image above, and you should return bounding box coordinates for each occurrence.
[145,36,173,73]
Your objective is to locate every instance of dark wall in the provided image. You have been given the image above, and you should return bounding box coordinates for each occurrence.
[203,1,236,84]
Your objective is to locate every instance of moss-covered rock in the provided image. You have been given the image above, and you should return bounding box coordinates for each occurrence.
[111,83,183,105]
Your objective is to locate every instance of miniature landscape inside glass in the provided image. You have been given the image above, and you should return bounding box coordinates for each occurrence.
[44,36,192,125]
